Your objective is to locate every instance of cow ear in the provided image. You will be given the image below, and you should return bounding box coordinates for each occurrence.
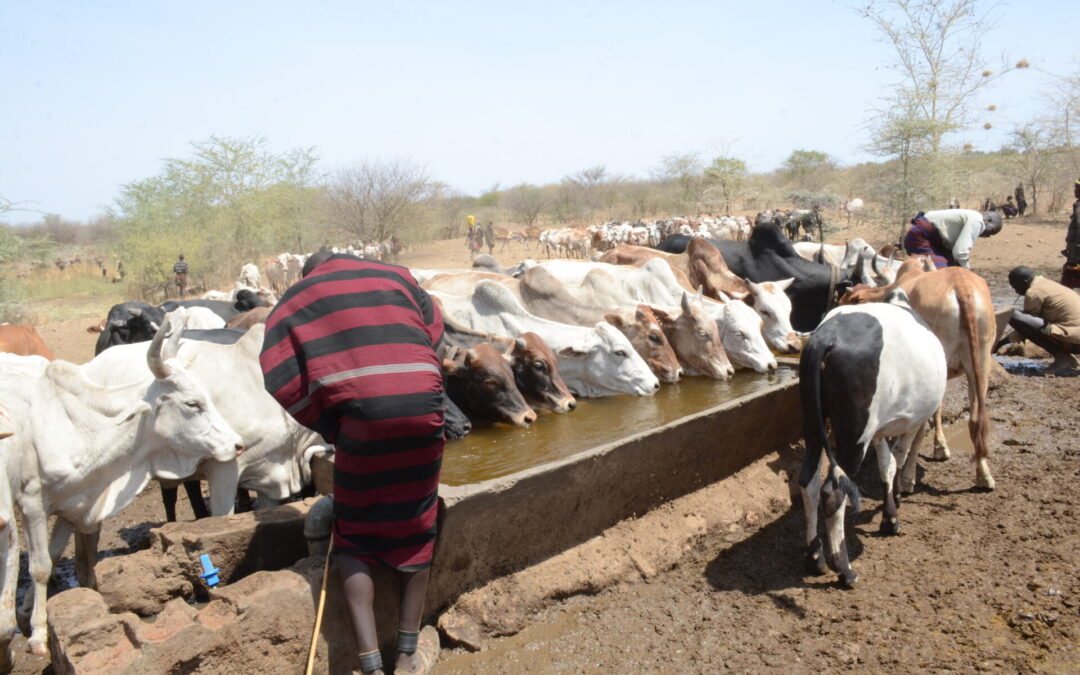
[651,306,672,324]
[604,313,626,329]
[119,401,151,424]
[556,345,588,359]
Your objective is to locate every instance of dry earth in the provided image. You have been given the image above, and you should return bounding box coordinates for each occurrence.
[11,213,1080,673]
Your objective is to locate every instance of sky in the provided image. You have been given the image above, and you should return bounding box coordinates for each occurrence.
[1,0,1076,223]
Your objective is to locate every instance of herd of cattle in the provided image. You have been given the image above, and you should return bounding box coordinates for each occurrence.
[0,217,1000,665]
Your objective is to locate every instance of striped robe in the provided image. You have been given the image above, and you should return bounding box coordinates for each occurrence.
[904,216,955,269]
[260,254,445,571]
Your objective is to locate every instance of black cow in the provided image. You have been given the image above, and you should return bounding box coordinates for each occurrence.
[656,225,855,332]
[94,302,167,355]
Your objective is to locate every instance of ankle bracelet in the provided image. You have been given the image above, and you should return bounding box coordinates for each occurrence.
[397,629,420,655]
[357,649,382,673]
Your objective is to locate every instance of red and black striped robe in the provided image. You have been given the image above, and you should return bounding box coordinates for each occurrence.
[260,254,445,571]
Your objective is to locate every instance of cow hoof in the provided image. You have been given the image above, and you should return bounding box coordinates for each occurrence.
[932,446,950,461]
[805,552,827,575]
[975,475,996,491]
[879,518,901,536]
[28,640,46,657]
[839,570,859,588]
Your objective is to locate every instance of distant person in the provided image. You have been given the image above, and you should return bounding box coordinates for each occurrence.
[1015,182,1027,216]
[1063,178,1080,289]
[173,254,189,298]
[483,222,495,255]
[904,209,1003,269]
[1002,196,1018,219]
[995,266,1080,375]
[948,197,961,209]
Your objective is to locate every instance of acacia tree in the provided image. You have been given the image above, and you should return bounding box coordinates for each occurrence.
[324,159,436,243]
[1009,120,1061,216]
[858,0,1025,230]
[653,153,707,211]
[704,156,747,214]
[114,135,319,298]
[781,150,836,192]
[502,183,547,227]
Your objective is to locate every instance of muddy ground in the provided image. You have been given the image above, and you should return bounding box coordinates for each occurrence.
[13,214,1080,673]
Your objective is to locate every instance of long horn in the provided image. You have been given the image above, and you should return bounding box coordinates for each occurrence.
[871,253,882,277]
[163,311,188,361]
[853,254,866,282]
[147,316,174,379]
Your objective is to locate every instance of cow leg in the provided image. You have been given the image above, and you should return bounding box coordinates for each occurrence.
[900,423,928,495]
[184,480,210,519]
[161,483,179,522]
[932,404,950,460]
[798,445,826,575]
[0,491,18,671]
[820,477,857,587]
[73,528,102,590]
[20,509,54,655]
[874,439,900,535]
[967,361,995,491]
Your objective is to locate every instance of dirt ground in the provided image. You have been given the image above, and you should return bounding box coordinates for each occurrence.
[14,213,1080,673]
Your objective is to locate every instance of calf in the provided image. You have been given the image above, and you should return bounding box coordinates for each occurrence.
[0,325,53,360]
[799,297,946,587]
[0,317,243,662]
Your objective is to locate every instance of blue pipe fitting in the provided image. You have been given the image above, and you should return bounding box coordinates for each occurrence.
[198,553,220,587]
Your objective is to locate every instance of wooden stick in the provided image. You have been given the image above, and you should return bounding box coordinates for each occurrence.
[305,538,335,675]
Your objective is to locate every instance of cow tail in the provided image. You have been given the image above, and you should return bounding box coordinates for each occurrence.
[956,284,989,462]
[798,336,861,512]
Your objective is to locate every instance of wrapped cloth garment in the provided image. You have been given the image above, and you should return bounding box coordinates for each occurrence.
[261,254,445,571]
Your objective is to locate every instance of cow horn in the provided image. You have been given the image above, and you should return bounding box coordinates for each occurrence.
[147,316,174,378]
[871,253,882,277]
[465,348,479,364]
[515,337,527,351]
[163,311,188,361]
[853,255,866,282]
[815,245,826,264]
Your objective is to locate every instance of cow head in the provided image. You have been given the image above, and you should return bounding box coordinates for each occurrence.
[652,293,732,380]
[505,333,576,413]
[604,306,682,383]
[744,278,799,354]
[713,293,778,373]
[557,323,660,398]
[141,315,245,478]
[443,343,536,427]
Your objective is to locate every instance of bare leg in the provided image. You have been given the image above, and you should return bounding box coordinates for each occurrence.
[339,556,383,674]
[394,567,432,672]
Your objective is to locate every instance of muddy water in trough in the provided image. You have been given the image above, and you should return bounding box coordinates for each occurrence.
[440,365,797,486]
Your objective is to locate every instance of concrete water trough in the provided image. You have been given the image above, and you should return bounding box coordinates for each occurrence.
[47,370,803,674]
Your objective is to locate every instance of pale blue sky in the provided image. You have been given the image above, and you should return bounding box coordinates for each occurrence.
[1,1,1075,223]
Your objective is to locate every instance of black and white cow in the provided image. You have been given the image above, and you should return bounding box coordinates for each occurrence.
[798,293,946,587]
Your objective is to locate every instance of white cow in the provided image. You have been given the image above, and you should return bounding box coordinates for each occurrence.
[430,280,660,398]
[539,259,778,372]
[167,306,225,330]
[82,322,327,517]
[793,239,898,286]
[0,317,242,661]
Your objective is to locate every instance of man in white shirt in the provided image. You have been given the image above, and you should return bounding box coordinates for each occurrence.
[904,209,1003,269]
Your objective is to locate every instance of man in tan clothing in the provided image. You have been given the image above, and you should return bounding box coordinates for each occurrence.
[995,266,1080,374]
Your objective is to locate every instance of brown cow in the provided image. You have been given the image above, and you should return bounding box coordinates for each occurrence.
[840,262,997,491]
[0,325,54,360]
[436,307,576,413]
[515,266,682,383]
[442,343,537,427]
[599,242,751,300]
[652,291,734,380]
